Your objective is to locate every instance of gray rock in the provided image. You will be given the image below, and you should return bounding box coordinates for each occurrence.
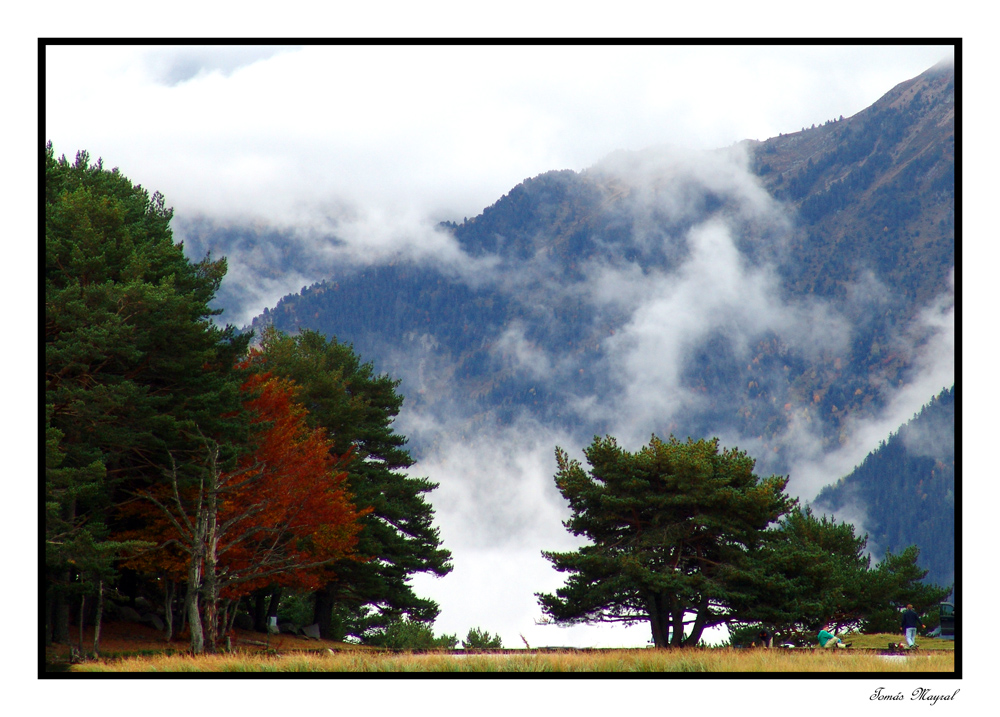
[141,613,165,631]
[102,602,121,618]
[302,623,321,640]
[278,622,299,635]
[119,606,143,623]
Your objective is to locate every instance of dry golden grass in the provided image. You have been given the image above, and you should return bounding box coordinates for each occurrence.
[72,647,955,673]
[44,620,363,666]
[51,622,955,673]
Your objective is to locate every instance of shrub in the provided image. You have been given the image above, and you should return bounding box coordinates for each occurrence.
[462,627,503,649]
[365,618,457,649]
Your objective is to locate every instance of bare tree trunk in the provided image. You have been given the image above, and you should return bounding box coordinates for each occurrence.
[647,593,668,648]
[93,580,104,657]
[164,580,175,642]
[226,598,241,635]
[78,594,86,657]
[221,598,241,651]
[252,589,268,632]
[186,541,205,654]
[219,599,232,652]
[267,586,282,625]
[203,459,221,654]
[686,595,711,647]
[202,568,218,653]
[186,584,204,654]
[313,583,336,639]
[670,598,685,647]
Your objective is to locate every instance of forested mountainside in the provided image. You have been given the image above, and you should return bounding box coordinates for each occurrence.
[814,386,955,588]
[752,59,954,307]
[247,61,954,475]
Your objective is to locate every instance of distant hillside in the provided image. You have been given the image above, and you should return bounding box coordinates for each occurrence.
[813,386,955,588]
[248,62,955,479]
[751,58,954,308]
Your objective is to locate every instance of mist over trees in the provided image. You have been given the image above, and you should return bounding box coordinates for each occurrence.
[242,62,954,610]
[248,63,954,483]
[44,60,954,656]
[814,386,955,588]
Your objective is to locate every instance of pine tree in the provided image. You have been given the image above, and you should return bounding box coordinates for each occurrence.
[250,327,452,640]
[537,435,795,647]
[44,144,250,645]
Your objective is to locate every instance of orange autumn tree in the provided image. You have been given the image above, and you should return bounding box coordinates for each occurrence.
[219,370,368,596]
[122,368,366,653]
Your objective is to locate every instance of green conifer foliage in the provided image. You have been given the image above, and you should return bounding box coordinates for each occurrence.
[251,327,452,640]
[538,434,951,646]
[44,144,250,644]
[537,435,795,647]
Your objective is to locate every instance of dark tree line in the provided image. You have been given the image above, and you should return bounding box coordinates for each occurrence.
[45,145,451,654]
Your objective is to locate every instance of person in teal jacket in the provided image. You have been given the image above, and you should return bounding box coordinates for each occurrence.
[818,628,851,648]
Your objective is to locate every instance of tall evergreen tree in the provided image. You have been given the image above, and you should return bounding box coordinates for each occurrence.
[44,144,250,645]
[251,327,452,640]
[537,434,952,647]
[537,435,795,647]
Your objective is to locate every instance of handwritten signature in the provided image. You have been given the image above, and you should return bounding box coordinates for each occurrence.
[871,687,960,705]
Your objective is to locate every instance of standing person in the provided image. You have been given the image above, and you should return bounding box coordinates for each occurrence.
[901,604,924,648]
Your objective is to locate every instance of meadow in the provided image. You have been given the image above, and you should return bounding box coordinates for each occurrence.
[70,642,954,674]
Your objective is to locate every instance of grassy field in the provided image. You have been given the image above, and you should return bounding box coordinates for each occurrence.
[69,641,955,674]
[50,621,955,673]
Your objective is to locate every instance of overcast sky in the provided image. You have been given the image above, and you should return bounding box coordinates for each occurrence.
[25,16,991,707]
[46,44,952,237]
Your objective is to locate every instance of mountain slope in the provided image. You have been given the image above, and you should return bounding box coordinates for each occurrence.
[250,62,955,478]
[751,58,955,306]
[813,386,955,587]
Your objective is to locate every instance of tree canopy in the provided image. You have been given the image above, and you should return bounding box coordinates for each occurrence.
[537,435,794,647]
[244,326,453,641]
[44,147,403,655]
[45,144,251,647]
[537,434,951,647]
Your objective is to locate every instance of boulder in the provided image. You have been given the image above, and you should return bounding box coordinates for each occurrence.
[118,606,143,623]
[141,613,165,631]
[302,623,322,640]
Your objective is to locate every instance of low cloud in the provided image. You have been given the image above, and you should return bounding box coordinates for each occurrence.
[492,321,556,381]
[782,273,954,502]
[46,44,951,329]
[389,146,952,646]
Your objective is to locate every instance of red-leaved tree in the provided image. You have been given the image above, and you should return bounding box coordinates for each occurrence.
[122,369,367,653]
